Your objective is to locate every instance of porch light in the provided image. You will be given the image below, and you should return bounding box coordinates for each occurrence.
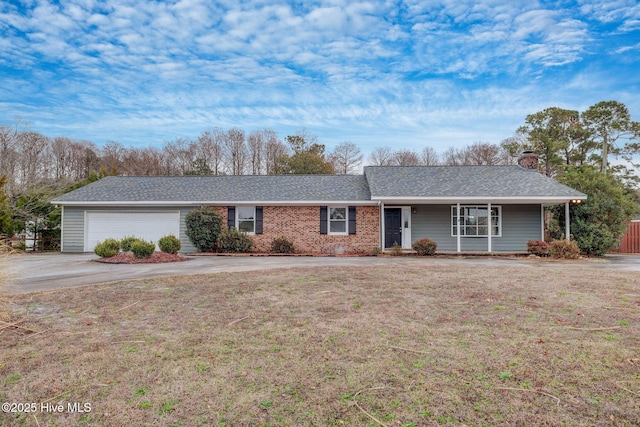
[571,200,582,204]
[412,207,417,214]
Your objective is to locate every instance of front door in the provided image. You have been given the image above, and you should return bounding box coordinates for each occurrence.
[384,208,402,248]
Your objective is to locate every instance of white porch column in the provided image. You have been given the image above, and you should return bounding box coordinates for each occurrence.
[540,205,545,241]
[487,203,492,253]
[456,202,461,253]
[565,202,570,241]
[380,202,385,249]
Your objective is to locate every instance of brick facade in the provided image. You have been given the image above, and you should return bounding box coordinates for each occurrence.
[211,205,380,254]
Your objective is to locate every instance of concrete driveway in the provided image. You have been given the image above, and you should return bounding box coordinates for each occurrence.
[3,252,640,294]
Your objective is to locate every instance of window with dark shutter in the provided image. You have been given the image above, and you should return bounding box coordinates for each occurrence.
[320,206,327,234]
[255,206,263,234]
[227,206,235,228]
[348,206,356,234]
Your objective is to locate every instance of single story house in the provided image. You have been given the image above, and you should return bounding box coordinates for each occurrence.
[52,154,587,254]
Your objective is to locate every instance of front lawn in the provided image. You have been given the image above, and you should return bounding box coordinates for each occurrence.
[1,262,639,426]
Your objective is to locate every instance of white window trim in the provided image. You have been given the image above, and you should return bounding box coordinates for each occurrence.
[451,205,502,238]
[236,206,256,235]
[328,206,348,235]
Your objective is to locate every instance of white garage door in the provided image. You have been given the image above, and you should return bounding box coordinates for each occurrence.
[85,211,180,252]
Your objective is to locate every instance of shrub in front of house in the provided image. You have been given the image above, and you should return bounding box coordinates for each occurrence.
[217,228,253,253]
[389,241,403,256]
[130,239,156,259]
[158,235,181,254]
[120,236,141,252]
[185,207,222,252]
[94,238,120,258]
[527,240,549,256]
[549,240,580,259]
[270,236,295,254]
[412,238,437,256]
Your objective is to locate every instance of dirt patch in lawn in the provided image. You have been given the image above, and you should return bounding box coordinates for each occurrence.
[95,252,189,264]
[1,264,639,426]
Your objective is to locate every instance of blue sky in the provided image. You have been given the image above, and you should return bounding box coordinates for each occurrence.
[1,0,640,157]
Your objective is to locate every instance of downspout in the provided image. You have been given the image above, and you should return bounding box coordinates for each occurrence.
[60,205,64,253]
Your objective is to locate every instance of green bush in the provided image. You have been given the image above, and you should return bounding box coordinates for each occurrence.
[412,238,437,256]
[549,240,580,259]
[554,165,638,257]
[185,207,223,252]
[120,236,140,252]
[94,238,120,258]
[270,236,295,254]
[158,235,181,254]
[572,223,620,257]
[217,227,253,253]
[130,239,155,259]
[527,240,549,256]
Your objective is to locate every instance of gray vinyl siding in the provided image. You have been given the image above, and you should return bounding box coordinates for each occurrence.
[61,206,197,253]
[178,208,197,253]
[61,206,85,253]
[411,204,541,252]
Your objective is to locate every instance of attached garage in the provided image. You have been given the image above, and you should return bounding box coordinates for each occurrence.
[84,211,180,252]
[55,204,197,253]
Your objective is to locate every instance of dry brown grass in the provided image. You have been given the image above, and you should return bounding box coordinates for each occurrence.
[0,237,14,322]
[1,263,639,426]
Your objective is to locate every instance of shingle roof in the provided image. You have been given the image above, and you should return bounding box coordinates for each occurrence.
[53,166,587,205]
[364,166,586,199]
[52,175,373,203]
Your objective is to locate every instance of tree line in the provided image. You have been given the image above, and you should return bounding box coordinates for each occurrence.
[0,120,527,195]
[0,100,639,253]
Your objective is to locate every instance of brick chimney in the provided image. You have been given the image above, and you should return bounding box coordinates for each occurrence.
[517,151,539,170]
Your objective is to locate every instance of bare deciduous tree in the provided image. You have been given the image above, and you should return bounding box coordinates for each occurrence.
[264,133,288,175]
[466,141,503,165]
[164,138,198,176]
[441,146,471,166]
[17,130,50,186]
[101,141,127,175]
[329,142,363,174]
[420,146,440,165]
[0,124,20,191]
[369,146,394,166]
[51,137,72,180]
[196,128,225,175]
[393,149,420,166]
[224,128,247,175]
[247,130,266,175]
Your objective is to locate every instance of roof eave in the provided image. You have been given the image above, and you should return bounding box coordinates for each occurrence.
[52,200,378,206]
[372,195,587,204]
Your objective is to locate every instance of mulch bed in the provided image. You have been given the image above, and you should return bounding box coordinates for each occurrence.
[95,252,189,264]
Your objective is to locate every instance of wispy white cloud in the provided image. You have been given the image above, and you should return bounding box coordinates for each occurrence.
[0,0,638,155]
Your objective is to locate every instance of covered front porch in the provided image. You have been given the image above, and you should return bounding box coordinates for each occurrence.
[380,200,581,253]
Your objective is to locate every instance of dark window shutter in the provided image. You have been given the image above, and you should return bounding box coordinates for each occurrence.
[255,206,263,234]
[348,206,356,235]
[227,206,235,228]
[320,206,327,234]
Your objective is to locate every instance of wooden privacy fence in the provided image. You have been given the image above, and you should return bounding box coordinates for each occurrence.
[615,221,640,254]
